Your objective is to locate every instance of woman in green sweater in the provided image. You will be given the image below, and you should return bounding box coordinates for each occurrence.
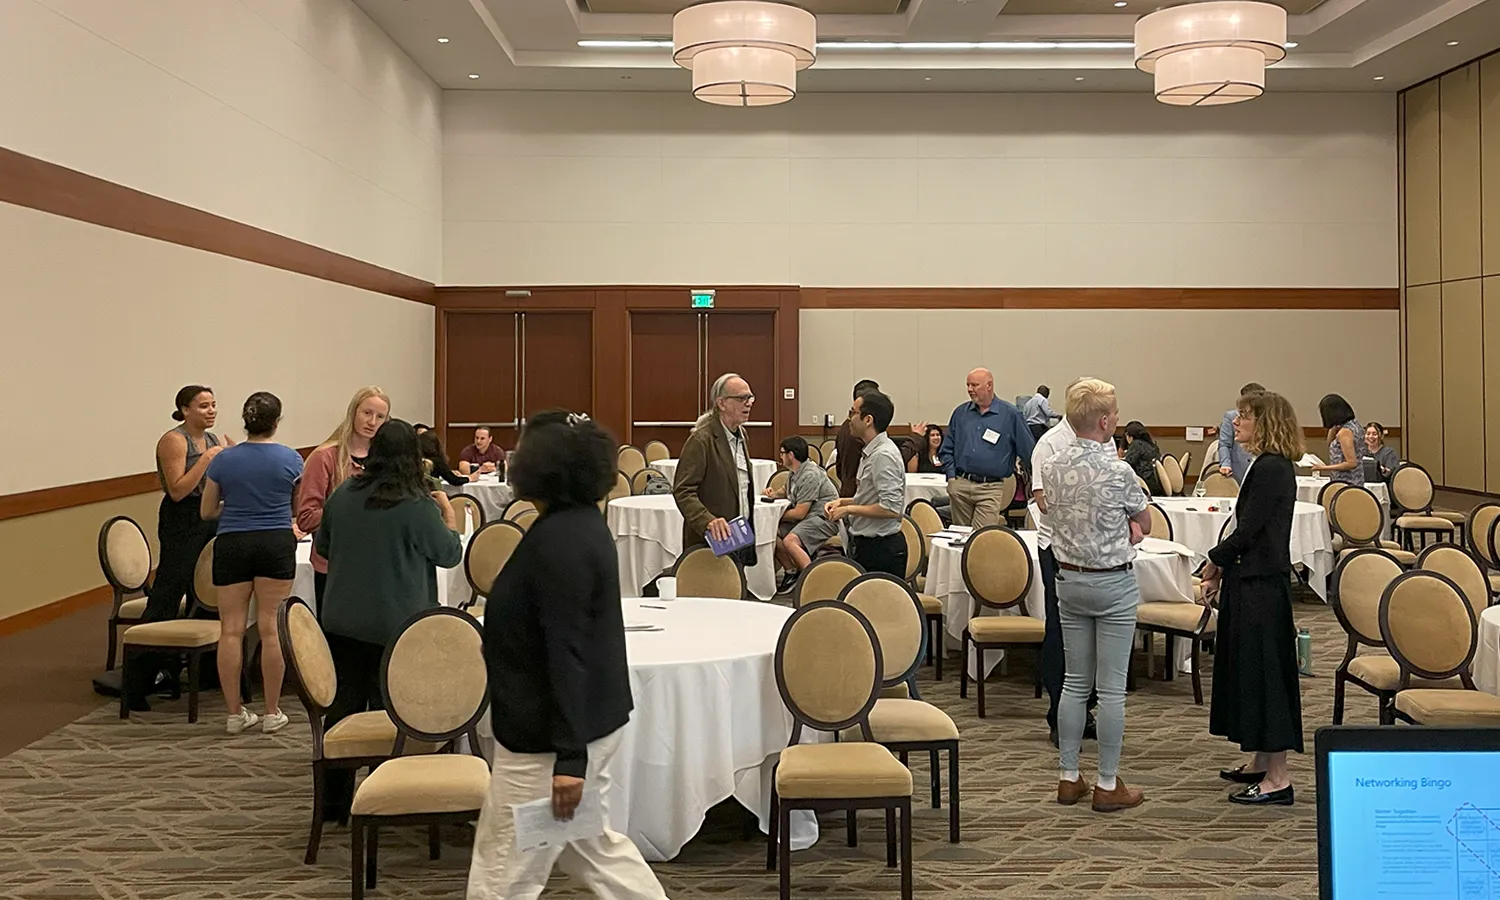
[312,418,463,824]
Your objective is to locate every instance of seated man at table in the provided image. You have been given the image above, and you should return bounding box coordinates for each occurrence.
[459,426,506,478]
[767,436,839,593]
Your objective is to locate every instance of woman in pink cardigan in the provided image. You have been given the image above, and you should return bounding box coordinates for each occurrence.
[295,386,390,614]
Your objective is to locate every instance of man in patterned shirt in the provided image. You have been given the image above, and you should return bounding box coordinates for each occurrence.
[1039,378,1153,814]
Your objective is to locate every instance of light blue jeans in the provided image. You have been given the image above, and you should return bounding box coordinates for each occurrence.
[1056,567,1140,779]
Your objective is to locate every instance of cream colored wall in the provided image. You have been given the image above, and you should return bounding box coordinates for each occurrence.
[443,90,1396,288]
[0,0,442,280]
[799,308,1400,430]
[0,201,435,496]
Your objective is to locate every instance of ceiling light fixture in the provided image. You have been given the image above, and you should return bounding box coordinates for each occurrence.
[1135,1,1287,107]
[1373,75,1385,81]
[437,37,450,43]
[1447,41,1460,46]
[1114,1,1128,6]
[467,73,480,79]
[1075,76,1086,81]
[672,1,816,107]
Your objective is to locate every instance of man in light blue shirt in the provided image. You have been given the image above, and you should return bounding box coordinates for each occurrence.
[1218,382,1264,484]
[1023,385,1057,441]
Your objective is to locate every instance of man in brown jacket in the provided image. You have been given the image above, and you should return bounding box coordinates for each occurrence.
[673,372,759,567]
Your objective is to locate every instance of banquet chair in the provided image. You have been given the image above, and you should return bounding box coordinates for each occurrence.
[510,508,539,531]
[825,460,839,482]
[767,602,914,900]
[629,467,661,495]
[118,539,223,723]
[349,608,490,900]
[899,515,945,680]
[768,469,791,496]
[1161,455,1186,496]
[836,575,961,842]
[617,446,647,481]
[99,515,171,671]
[1464,502,1500,599]
[501,499,537,523]
[462,520,527,611]
[794,556,865,607]
[1329,550,1456,725]
[1330,486,1414,565]
[1146,503,1173,542]
[448,494,484,533]
[1381,571,1500,726]
[671,547,746,600]
[1390,463,1460,551]
[1151,460,1172,497]
[806,443,823,466]
[607,470,632,504]
[820,440,838,465]
[905,499,944,537]
[643,440,671,464]
[958,525,1042,718]
[277,597,439,864]
[1134,474,1149,493]
[1177,452,1192,484]
[1132,598,1215,705]
[1417,544,1490,620]
[1198,472,1239,498]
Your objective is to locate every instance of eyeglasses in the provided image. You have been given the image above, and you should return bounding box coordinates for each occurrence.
[725,393,755,403]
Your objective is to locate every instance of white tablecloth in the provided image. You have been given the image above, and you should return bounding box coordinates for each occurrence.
[1476,606,1500,695]
[651,458,777,496]
[1150,497,1334,600]
[446,475,513,524]
[606,495,788,600]
[905,473,948,508]
[476,597,820,861]
[926,528,1197,679]
[293,536,471,609]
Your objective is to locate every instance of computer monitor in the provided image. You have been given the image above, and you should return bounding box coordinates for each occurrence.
[1317,726,1500,899]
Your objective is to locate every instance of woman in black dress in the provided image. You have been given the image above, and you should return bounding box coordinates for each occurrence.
[1201,390,1304,806]
[1121,421,1164,495]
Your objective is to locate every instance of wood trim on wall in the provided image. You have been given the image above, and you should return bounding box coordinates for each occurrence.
[0,585,112,636]
[0,146,435,305]
[799,287,1400,310]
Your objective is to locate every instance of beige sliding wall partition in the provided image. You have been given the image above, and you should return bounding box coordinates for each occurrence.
[1401,51,1500,492]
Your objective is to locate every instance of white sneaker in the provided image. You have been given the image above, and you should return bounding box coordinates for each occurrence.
[226,709,260,735]
[262,710,289,734]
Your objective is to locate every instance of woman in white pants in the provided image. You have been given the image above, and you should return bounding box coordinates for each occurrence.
[467,411,668,900]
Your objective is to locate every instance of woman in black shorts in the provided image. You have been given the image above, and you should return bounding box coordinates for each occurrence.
[200,392,304,735]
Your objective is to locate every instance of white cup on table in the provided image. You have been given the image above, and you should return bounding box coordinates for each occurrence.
[658,577,677,601]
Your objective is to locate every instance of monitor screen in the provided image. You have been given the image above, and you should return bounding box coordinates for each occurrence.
[1319,728,1500,899]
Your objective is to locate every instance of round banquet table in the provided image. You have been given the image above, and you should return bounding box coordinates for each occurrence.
[606,495,788,600]
[650,458,777,496]
[474,597,821,861]
[925,528,1198,680]
[905,473,948,508]
[1150,497,1335,600]
[1476,606,1500,696]
[1295,476,1390,537]
[293,535,472,610]
[445,474,513,524]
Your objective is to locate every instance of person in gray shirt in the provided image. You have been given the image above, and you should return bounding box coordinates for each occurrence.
[826,389,907,578]
[767,436,839,592]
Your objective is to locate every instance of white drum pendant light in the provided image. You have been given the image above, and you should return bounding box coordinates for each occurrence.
[673,1,817,107]
[1134,1,1287,107]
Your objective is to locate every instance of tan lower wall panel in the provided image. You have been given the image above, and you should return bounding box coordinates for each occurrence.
[1405,284,1445,481]
[1487,278,1500,491]
[0,492,162,621]
[1442,281,1486,490]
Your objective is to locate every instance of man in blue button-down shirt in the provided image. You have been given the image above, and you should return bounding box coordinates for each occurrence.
[1217,382,1264,484]
[938,367,1036,528]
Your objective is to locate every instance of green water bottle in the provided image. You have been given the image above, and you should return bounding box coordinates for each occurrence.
[1296,628,1313,677]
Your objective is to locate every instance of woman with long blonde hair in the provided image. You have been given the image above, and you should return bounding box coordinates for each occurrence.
[1200,391,1305,808]
[295,386,390,613]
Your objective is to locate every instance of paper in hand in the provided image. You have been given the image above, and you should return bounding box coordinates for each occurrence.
[511,788,605,853]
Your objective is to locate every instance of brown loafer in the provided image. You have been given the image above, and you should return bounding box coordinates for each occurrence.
[1092,779,1146,813]
[1057,778,1091,806]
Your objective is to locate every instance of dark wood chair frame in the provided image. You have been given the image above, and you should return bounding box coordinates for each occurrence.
[99,515,153,671]
[1329,548,1407,725]
[1378,570,1481,724]
[957,525,1040,718]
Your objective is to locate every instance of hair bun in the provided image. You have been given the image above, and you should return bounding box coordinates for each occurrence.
[171,410,186,421]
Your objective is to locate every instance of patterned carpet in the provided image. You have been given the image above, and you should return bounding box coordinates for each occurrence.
[0,585,1356,900]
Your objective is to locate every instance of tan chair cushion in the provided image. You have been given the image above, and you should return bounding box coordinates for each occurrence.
[968,615,1046,643]
[1396,515,1456,531]
[1346,654,1462,692]
[1135,602,1214,634]
[880,683,911,700]
[840,699,960,743]
[776,743,913,800]
[350,754,491,816]
[121,619,219,648]
[1433,510,1467,523]
[917,594,942,615]
[1339,546,1417,566]
[1394,689,1500,725]
[115,597,186,620]
[323,711,439,760]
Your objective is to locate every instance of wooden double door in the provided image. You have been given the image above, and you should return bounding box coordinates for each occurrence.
[442,311,593,458]
[629,311,777,458]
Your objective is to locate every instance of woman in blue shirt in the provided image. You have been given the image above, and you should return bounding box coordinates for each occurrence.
[201,392,304,736]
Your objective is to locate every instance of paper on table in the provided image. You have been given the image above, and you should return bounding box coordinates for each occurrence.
[511,788,605,853]
[1297,453,1326,467]
[1137,537,1195,557]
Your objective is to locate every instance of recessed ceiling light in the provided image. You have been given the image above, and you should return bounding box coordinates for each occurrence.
[1114,1,1128,6]
[437,37,450,44]
[1448,41,1459,46]
[923,76,932,81]
[1373,75,1385,81]
[1075,76,1086,81]
[467,73,480,79]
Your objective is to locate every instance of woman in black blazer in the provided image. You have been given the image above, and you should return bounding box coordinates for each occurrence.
[1200,391,1304,807]
[467,410,668,899]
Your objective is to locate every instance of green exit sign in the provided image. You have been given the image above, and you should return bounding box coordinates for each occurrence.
[691,290,716,309]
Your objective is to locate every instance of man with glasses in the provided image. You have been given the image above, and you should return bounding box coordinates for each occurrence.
[673,373,760,571]
[766,436,839,593]
[825,389,907,578]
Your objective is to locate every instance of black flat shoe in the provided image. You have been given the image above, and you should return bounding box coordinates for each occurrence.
[1228,783,1294,806]
[1219,765,1267,784]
